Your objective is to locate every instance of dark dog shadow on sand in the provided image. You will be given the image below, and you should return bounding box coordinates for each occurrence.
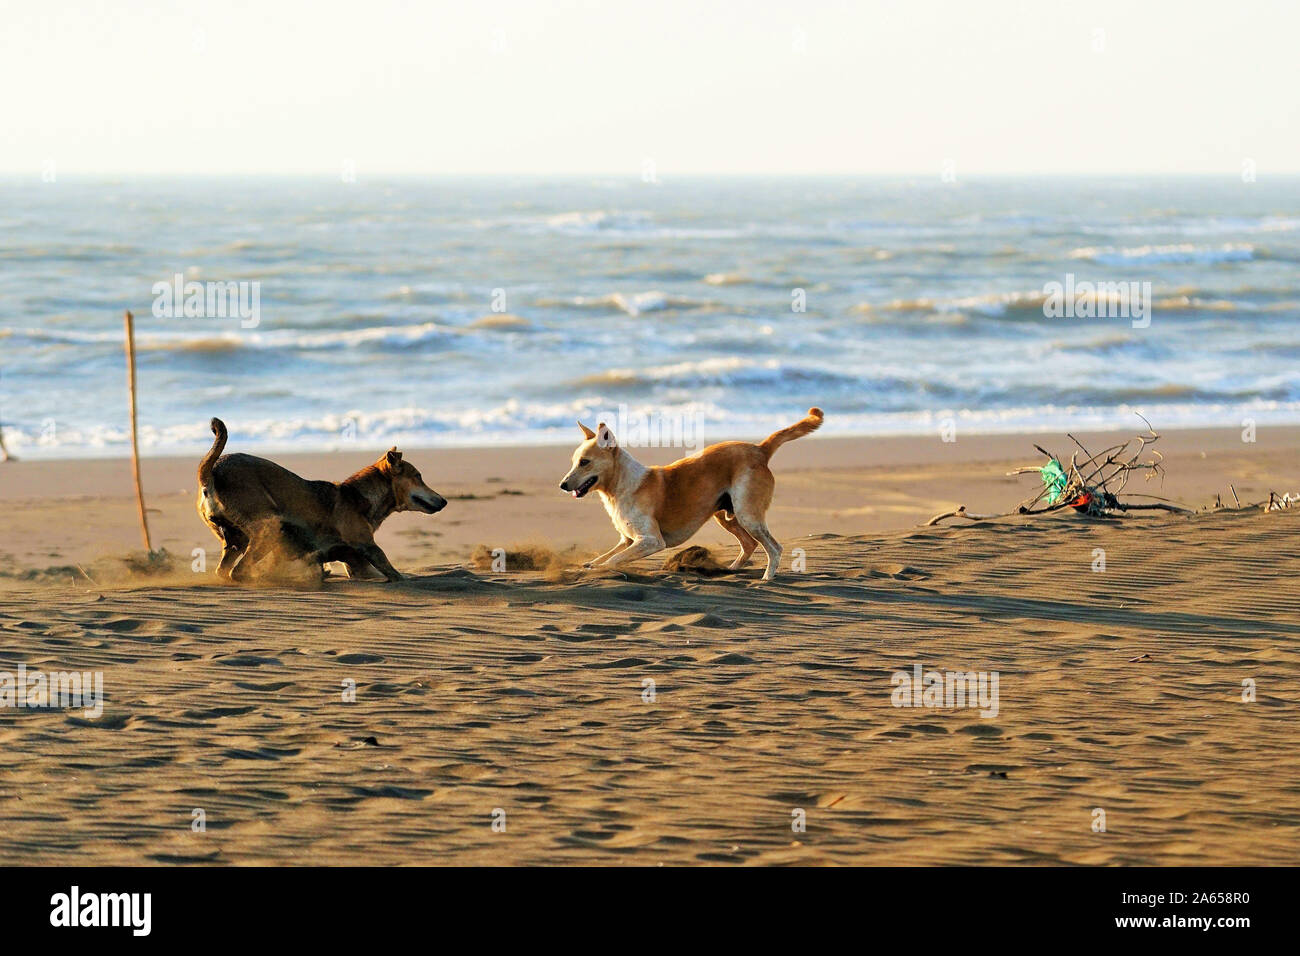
[377,535,1287,642]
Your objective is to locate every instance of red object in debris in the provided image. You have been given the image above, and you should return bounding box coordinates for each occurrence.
[1068,492,1093,511]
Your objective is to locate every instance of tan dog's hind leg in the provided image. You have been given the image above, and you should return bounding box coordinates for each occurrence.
[713,511,758,570]
[732,468,782,580]
[742,519,782,581]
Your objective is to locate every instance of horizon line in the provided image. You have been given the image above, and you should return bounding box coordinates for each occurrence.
[2,170,1298,181]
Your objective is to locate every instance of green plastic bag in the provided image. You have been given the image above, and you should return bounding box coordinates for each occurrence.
[1041,459,1068,505]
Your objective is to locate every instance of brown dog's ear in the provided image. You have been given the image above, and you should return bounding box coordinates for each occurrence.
[385,448,403,469]
[597,423,616,448]
[577,421,596,440]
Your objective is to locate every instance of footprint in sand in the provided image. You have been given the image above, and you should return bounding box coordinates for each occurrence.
[707,652,755,665]
[362,682,410,697]
[574,621,638,634]
[215,655,284,668]
[180,706,257,721]
[555,631,609,643]
[348,785,431,800]
[66,712,134,730]
[335,652,386,665]
[150,850,222,864]
[956,724,1004,737]
[98,617,167,634]
[639,612,733,632]
[583,657,653,669]
[220,745,300,760]
[854,564,929,580]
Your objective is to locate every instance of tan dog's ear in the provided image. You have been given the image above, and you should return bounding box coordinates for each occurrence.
[597,423,616,448]
[577,421,596,440]
[384,448,403,469]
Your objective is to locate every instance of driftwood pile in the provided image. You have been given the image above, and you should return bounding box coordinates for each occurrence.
[927,415,1194,526]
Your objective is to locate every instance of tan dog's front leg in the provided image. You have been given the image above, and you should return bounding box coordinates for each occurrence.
[585,536,632,569]
[599,533,664,570]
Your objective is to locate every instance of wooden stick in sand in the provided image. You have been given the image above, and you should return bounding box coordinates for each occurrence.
[124,310,152,552]
[925,505,1004,526]
[0,368,15,462]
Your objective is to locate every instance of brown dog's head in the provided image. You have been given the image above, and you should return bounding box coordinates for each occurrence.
[379,448,447,514]
[559,421,617,499]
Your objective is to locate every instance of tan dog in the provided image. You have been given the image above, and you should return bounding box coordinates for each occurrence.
[560,408,823,580]
[197,418,446,582]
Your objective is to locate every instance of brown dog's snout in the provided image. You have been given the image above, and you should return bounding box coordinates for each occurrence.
[559,480,570,491]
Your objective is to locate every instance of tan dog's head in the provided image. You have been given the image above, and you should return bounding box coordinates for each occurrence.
[559,421,617,499]
[379,448,447,514]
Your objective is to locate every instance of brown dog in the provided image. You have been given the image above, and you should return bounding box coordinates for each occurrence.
[197,418,446,582]
[559,408,823,580]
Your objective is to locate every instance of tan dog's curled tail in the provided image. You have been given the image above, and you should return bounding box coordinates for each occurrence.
[759,407,824,459]
[198,417,228,488]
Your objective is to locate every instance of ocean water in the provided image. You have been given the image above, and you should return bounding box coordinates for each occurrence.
[2,176,1298,458]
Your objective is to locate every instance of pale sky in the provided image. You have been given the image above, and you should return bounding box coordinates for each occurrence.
[2,0,1296,176]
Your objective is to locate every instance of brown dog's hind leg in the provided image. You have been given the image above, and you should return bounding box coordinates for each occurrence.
[208,519,248,581]
[228,540,262,582]
[229,520,286,582]
[713,511,758,570]
[217,543,244,579]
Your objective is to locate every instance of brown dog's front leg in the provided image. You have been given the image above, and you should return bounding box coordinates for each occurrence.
[313,542,382,581]
[360,543,403,582]
[344,559,383,581]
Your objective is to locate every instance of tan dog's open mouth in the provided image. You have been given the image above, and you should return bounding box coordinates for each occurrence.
[570,476,598,499]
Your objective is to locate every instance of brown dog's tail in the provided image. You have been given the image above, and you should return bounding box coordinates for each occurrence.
[198,417,228,489]
[759,407,824,459]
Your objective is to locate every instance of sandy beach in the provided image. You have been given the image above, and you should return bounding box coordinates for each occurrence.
[1,425,1297,865]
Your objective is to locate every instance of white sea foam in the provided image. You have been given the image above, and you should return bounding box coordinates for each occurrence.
[11,398,1300,459]
[553,291,709,315]
[1069,242,1256,265]
[5,178,1300,459]
[3,320,458,353]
